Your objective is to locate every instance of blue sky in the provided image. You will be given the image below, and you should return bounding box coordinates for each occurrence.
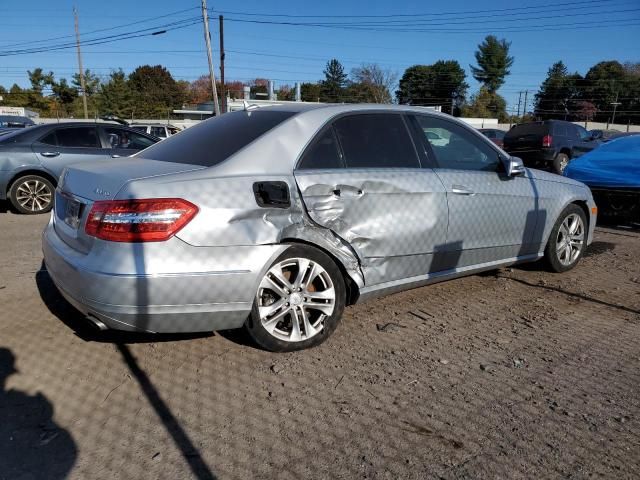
[0,0,638,113]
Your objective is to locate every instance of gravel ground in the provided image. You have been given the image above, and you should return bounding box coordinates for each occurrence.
[0,208,639,480]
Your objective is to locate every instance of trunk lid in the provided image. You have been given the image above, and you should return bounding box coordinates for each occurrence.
[54,157,206,253]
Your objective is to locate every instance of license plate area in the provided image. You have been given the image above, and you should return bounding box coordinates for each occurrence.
[63,198,83,229]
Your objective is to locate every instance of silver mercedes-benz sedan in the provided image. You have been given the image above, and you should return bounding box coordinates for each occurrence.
[42,104,597,351]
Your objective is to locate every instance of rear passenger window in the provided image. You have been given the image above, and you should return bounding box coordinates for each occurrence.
[333,114,420,169]
[55,127,100,148]
[40,132,57,146]
[298,127,343,170]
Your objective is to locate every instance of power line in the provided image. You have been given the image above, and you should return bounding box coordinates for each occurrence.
[0,17,201,57]
[0,7,200,49]
[211,0,619,19]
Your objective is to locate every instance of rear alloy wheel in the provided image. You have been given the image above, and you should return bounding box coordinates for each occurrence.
[544,204,587,272]
[246,245,346,352]
[553,153,570,175]
[9,175,54,214]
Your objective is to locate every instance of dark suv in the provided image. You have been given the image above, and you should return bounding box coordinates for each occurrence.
[503,120,600,174]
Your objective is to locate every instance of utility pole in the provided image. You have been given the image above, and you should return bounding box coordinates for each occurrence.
[610,92,621,125]
[523,90,528,118]
[516,91,522,118]
[73,6,88,119]
[219,15,226,114]
[200,0,220,116]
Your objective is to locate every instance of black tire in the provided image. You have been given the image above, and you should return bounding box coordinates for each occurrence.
[245,244,346,352]
[8,175,55,214]
[544,204,587,273]
[553,153,570,175]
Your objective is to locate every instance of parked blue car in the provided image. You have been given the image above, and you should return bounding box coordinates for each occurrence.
[564,135,640,221]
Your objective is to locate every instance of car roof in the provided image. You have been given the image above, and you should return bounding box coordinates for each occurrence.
[205,103,500,176]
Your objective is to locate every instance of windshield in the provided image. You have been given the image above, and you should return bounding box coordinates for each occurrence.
[137,110,296,167]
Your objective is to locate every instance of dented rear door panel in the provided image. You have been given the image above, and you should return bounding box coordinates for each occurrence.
[294,168,449,285]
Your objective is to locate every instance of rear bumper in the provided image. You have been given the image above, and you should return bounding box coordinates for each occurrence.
[42,218,288,333]
[590,187,640,221]
[507,148,556,164]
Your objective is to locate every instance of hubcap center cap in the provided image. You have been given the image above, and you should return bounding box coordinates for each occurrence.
[289,292,303,306]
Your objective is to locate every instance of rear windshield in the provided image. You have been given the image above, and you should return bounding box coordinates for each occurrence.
[506,123,548,138]
[137,110,295,166]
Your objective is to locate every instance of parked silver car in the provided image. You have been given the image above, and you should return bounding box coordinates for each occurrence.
[42,104,597,351]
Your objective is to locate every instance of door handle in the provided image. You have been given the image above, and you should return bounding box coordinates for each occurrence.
[451,185,475,196]
[111,154,122,158]
[40,152,60,157]
[333,187,363,197]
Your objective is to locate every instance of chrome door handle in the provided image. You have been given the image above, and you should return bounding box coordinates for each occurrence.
[333,187,363,197]
[451,185,475,196]
[40,151,60,157]
[111,154,122,158]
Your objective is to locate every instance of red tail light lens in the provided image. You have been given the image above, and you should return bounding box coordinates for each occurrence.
[85,198,198,242]
[542,135,552,147]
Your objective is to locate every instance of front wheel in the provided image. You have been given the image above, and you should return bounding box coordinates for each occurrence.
[245,244,346,352]
[544,204,587,272]
[8,175,55,214]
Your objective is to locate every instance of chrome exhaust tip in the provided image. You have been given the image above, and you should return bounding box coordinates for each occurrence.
[86,314,108,331]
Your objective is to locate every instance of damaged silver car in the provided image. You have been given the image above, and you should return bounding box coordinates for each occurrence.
[42,104,597,351]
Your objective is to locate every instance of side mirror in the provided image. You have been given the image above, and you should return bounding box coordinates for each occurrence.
[506,156,525,176]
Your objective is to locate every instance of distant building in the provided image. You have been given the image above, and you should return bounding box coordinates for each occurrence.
[0,106,39,119]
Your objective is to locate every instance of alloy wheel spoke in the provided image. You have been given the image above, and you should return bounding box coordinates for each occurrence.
[262,306,291,334]
[289,308,302,342]
[304,287,335,301]
[299,306,318,338]
[292,258,311,289]
[258,298,287,319]
[568,215,580,234]
[270,265,294,292]
[303,301,334,315]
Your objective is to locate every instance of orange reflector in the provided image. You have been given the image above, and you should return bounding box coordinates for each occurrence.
[591,206,598,215]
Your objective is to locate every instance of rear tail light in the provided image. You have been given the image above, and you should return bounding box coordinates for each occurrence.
[85,198,198,242]
[542,135,552,147]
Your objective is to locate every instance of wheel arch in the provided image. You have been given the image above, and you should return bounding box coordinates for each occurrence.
[571,199,591,231]
[7,169,57,195]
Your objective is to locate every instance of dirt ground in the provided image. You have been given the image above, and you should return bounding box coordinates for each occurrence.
[0,206,639,480]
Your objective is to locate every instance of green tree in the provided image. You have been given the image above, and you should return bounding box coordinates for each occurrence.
[321,59,347,102]
[72,69,101,96]
[300,82,321,102]
[50,78,78,115]
[583,61,629,123]
[128,65,186,118]
[99,70,134,119]
[396,61,468,114]
[461,87,508,121]
[26,68,54,112]
[534,61,583,120]
[470,35,514,94]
